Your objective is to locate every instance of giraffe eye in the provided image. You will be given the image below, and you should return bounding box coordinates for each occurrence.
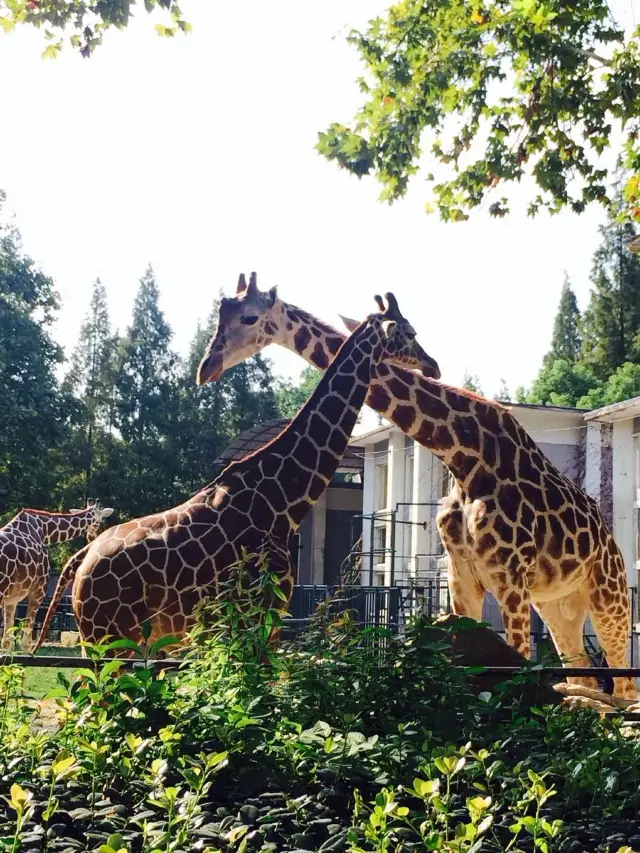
[241,315,259,326]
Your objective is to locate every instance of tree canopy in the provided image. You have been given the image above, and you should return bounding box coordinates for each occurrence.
[318,0,640,222]
[0,0,190,57]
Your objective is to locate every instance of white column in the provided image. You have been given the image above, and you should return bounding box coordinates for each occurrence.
[410,445,431,580]
[387,432,406,584]
[361,447,375,585]
[311,491,327,585]
[584,422,602,502]
[612,419,636,589]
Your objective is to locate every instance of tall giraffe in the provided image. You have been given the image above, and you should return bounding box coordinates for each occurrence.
[33,289,439,653]
[197,274,637,699]
[0,502,114,651]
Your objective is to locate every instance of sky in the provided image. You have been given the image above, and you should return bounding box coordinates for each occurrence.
[0,0,619,400]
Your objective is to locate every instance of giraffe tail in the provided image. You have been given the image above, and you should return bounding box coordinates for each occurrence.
[32,543,91,654]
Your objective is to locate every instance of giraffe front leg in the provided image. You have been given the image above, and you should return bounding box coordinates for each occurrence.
[1,602,18,652]
[444,547,485,621]
[437,499,485,621]
[533,590,598,691]
[22,585,46,653]
[489,577,532,659]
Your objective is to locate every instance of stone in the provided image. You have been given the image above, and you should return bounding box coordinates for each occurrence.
[426,614,562,708]
[60,631,79,647]
[238,804,259,824]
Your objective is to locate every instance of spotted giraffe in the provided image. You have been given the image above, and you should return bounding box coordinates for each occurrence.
[0,502,114,651]
[33,288,439,654]
[196,273,637,699]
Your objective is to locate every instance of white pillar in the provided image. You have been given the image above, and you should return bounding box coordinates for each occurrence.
[361,447,375,585]
[410,444,431,580]
[387,432,406,585]
[612,419,636,588]
[311,491,327,585]
[584,422,602,502]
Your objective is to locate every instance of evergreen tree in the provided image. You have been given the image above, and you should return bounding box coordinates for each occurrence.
[581,215,640,379]
[0,197,70,513]
[113,265,182,515]
[544,276,581,365]
[63,279,119,499]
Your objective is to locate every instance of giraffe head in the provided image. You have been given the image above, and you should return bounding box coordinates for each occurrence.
[196,271,279,384]
[80,501,115,541]
[364,292,441,378]
[196,272,440,383]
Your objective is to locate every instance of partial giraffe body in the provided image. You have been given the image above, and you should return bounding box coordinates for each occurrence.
[0,503,114,651]
[196,273,637,700]
[33,286,439,656]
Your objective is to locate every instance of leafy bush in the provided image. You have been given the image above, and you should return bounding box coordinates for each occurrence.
[0,562,638,853]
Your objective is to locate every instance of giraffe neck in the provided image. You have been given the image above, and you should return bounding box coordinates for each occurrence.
[270,299,518,486]
[214,319,382,527]
[20,509,96,544]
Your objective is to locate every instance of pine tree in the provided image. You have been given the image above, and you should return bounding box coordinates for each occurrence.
[114,265,181,515]
[581,214,640,379]
[544,275,581,365]
[64,279,118,497]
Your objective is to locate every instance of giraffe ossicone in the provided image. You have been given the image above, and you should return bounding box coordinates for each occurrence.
[33,287,437,655]
[196,272,637,700]
[0,502,114,652]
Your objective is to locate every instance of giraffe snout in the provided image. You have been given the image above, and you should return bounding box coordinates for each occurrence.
[197,351,224,385]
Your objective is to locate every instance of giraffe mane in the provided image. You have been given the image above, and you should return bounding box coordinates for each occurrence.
[434,381,511,412]
[21,508,92,516]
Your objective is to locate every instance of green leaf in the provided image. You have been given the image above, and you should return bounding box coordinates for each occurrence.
[149,635,179,655]
[74,668,98,684]
[105,638,142,654]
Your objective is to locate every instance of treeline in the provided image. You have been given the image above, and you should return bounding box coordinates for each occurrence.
[517,199,640,408]
[0,196,315,526]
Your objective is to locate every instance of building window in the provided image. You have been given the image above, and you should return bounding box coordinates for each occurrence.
[374,524,387,565]
[375,462,388,512]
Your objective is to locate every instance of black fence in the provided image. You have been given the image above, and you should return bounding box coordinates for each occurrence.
[16,582,638,667]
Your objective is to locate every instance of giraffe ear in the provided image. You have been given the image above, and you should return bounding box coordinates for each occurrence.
[100,507,115,518]
[267,286,277,307]
[381,319,397,338]
[339,314,359,333]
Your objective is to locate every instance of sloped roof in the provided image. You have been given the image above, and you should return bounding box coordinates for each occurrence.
[215,418,364,473]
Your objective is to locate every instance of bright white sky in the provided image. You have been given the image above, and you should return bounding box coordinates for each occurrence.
[0,0,618,400]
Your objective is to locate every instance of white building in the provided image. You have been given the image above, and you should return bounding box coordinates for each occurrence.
[350,397,640,645]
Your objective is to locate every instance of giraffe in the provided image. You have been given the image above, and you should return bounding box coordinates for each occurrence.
[32,288,439,654]
[0,502,114,651]
[196,274,637,699]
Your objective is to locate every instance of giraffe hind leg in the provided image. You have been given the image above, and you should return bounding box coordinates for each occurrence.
[587,572,636,700]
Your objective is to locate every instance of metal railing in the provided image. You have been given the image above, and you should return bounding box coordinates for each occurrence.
[14,581,639,668]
